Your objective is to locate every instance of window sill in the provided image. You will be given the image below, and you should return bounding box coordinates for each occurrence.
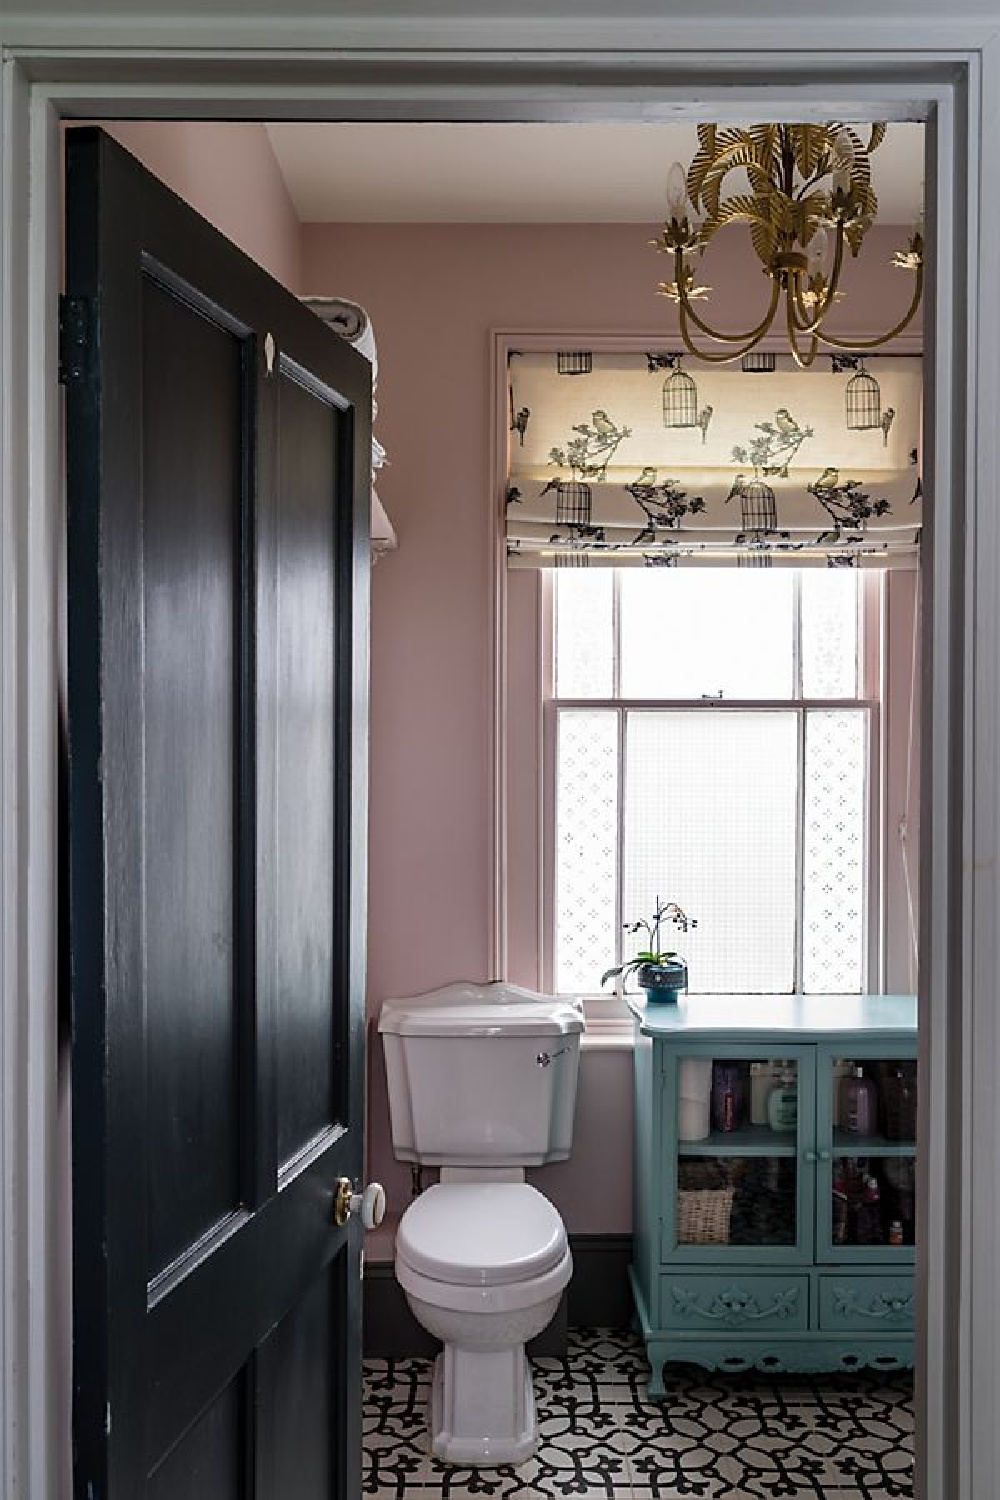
[582,1022,634,1051]
[579,994,635,1050]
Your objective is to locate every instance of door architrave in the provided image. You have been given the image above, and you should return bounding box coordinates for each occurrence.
[1,27,996,1500]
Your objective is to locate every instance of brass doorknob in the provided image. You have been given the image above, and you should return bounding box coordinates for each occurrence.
[333,1177,386,1230]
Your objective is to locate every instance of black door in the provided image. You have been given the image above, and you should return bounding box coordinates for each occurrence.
[64,128,370,1498]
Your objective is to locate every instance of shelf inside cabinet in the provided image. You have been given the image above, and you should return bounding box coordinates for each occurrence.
[831,1128,916,1157]
[677,1125,798,1158]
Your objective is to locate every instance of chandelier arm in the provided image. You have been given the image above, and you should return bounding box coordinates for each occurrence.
[814,260,925,351]
[676,298,784,365]
[674,252,783,345]
[785,287,821,369]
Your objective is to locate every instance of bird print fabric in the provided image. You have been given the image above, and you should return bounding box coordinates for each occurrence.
[506,350,922,569]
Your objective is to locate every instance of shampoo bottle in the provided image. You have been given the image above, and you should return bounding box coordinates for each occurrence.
[767,1064,798,1132]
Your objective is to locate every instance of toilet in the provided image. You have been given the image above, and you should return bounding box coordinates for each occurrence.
[378,981,585,1466]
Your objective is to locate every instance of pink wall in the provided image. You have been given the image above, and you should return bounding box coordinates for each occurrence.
[107,121,302,288]
[300,220,921,1235]
[61,132,923,1239]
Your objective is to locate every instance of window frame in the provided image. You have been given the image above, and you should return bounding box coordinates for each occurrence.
[541,568,885,999]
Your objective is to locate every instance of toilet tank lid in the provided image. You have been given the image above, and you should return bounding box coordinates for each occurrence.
[378,983,585,1038]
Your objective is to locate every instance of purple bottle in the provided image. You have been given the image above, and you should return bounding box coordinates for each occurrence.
[712,1062,741,1133]
[840,1065,877,1137]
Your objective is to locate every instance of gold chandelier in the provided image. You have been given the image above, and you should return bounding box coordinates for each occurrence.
[651,123,924,368]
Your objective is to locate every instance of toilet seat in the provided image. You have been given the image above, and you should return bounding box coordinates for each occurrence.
[396,1182,567,1288]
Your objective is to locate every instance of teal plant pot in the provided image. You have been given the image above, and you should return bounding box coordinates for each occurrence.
[637,959,688,1003]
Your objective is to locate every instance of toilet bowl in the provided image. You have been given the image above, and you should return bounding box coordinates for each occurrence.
[379,982,585,1466]
[395,1181,573,1464]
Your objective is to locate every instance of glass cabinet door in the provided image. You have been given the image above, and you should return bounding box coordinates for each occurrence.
[662,1046,815,1265]
[815,1043,917,1264]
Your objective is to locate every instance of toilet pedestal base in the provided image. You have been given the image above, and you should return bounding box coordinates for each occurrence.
[429,1344,536,1466]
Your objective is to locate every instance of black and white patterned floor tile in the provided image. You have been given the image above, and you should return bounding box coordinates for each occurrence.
[362,1327,914,1499]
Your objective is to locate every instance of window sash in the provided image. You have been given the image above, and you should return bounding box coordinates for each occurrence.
[543,571,883,998]
[546,701,878,996]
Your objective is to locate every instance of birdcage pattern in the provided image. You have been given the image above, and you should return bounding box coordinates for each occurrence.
[738,477,778,536]
[557,351,593,376]
[554,481,593,527]
[845,365,882,429]
[737,549,774,569]
[662,366,699,427]
[553,550,591,568]
[741,351,777,373]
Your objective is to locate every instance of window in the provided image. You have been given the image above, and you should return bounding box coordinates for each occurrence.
[548,569,878,997]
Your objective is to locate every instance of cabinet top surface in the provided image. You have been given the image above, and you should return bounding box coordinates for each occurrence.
[627,993,917,1041]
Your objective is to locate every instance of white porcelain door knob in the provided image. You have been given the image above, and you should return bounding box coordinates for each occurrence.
[334,1176,386,1230]
[352,1181,386,1231]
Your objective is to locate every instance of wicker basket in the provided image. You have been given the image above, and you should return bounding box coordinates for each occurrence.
[677,1187,735,1246]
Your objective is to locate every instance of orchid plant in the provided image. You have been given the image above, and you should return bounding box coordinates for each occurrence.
[601,897,696,990]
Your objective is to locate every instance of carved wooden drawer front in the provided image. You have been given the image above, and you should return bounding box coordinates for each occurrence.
[660,1274,810,1333]
[817,1275,915,1332]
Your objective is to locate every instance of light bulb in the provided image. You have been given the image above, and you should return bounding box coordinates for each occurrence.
[666,161,688,217]
[807,226,829,274]
[832,127,855,172]
[832,164,851,198]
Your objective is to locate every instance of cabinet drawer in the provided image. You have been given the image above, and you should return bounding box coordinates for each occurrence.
[817,1274,914,1332]
[660,1274,809,1333]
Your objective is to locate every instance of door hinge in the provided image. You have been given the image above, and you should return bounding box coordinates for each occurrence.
[58,294,99,386]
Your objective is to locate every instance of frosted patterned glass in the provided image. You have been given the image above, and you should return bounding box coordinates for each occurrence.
[623,712,798,992]
[620,570,794,699]
[801,572,860,698]
[554,571,614,698]
[803,710,868,992]
[555,711,618,993]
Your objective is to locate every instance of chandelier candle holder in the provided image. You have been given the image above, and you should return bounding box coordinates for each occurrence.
[651,123,923,369]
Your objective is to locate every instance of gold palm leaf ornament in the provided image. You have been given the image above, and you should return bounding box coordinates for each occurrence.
[650,123,923,367]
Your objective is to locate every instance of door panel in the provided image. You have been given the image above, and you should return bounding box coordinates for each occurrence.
[265,1259,341,1496]
[66,127,370,1498]
[141,274,244,1280]
[275,369,340,1167]
[147,1374,245,1500]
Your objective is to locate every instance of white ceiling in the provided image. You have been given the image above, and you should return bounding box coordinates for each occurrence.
[266,122,924,225]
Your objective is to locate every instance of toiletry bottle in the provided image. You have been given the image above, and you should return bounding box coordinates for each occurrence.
[888,1218,904,1247]
[883,1065,916,1140]
[767,1065,798,1132]
[841,1065,877,1137]
[855,1173,882,1246]
[712,1062,740,1133]
[832,1163,849,1245]
[831,1058,852,1128]
[750,1062,771,1126]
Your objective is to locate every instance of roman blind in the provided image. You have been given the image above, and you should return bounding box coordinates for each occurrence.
[506,350,921,569]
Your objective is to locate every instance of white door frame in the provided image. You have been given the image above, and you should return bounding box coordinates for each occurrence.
[1,18,997,1500]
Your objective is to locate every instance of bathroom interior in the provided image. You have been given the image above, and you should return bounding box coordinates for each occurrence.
[75,116,923,1498]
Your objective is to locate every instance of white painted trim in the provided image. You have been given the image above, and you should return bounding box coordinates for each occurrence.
[490,331,509,979]
[538,572,554,994]
[963,36,1000,1498]
[0,53,28,1500]
[0,31,991,1500]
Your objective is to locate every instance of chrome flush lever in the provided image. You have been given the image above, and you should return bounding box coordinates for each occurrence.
[536,1047,570,1068]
